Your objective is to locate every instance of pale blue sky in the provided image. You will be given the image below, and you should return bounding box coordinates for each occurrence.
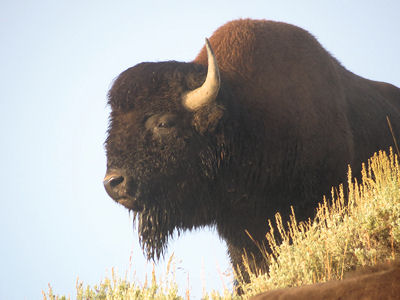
[1,1,399,299]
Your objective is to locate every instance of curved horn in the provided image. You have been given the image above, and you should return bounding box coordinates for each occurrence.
[183,38,220,111]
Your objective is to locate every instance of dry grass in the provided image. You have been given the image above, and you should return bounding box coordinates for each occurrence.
[44,149,400,299]
[237,148,400,298]
[43,255,182,300]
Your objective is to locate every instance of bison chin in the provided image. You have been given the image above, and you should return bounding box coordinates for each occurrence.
[136,208,171,260]
[133,186,216,260]
[135,204,191,261]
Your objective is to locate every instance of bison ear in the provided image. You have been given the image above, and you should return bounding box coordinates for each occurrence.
[192,103,225,134]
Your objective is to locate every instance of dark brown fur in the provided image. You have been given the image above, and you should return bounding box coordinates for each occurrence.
[250,261,400,300]
[105,19,400,277]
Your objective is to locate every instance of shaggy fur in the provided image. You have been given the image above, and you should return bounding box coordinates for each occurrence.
[250,261,400,300]
[105,19,400,276]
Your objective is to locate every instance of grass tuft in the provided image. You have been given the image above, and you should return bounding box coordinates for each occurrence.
[43,254,182,300]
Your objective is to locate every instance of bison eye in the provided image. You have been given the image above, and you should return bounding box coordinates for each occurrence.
[158,121,175,128]
[145,113,178,132]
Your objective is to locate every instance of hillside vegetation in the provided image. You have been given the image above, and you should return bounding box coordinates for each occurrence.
[44,149,400,299]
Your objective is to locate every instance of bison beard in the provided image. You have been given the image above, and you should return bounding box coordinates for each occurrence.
[104,18,400,283]
[137,207,171,261]
[125,132,221,261]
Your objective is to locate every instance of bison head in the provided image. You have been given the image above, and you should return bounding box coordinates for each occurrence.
[104,40,228,259]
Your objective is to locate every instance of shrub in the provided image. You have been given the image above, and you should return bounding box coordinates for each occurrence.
[237,149,400,298]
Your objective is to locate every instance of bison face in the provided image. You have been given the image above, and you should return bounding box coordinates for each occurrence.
[104,40,226,259]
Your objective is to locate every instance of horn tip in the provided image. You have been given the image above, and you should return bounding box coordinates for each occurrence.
[204,38,215,56]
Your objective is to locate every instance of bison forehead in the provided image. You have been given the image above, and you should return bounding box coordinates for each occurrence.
[108,61,207,111]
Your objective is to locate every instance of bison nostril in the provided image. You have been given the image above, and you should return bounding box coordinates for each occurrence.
[103,174,126,200]
[109,176,124,188]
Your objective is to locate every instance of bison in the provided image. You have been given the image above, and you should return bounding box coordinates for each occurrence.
[250,261,400,300]
[103,19,400,276]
